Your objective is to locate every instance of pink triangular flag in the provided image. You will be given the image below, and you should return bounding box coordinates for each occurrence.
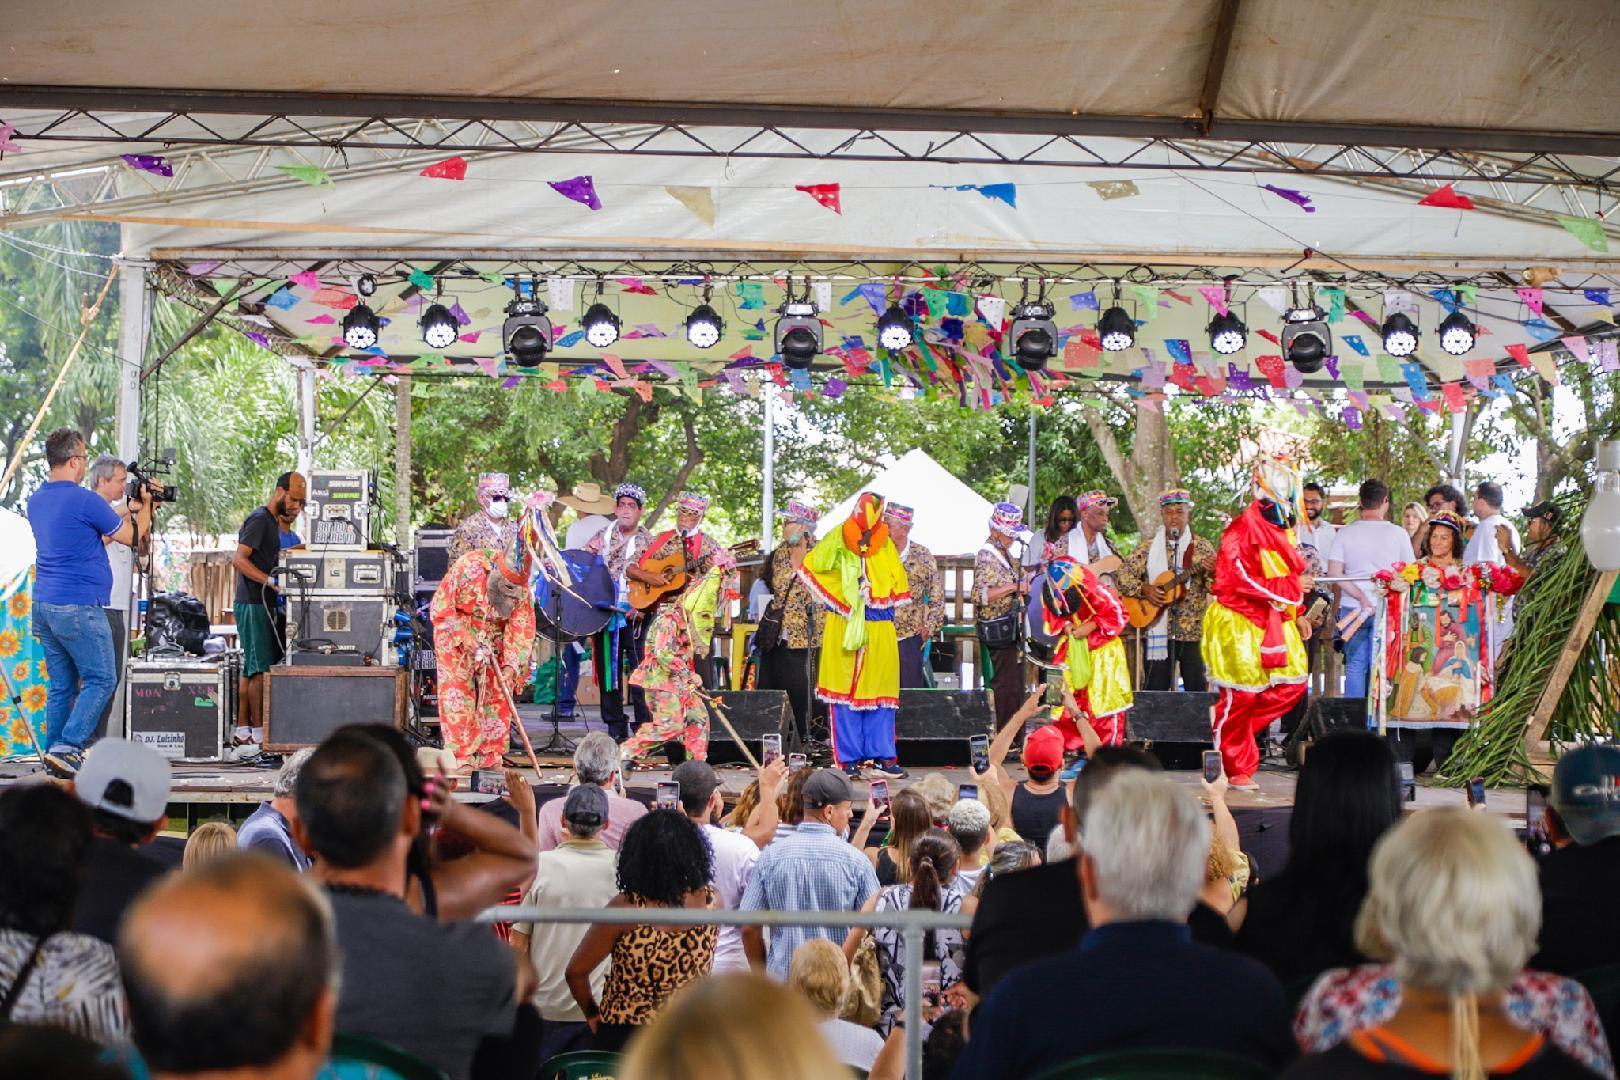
[0,123,22,154]
[1517,288,1544,317]
[1562,335,1590,362]
[290,270,321,290]
[305,314,335,325]
[1418,183,1475,210]
[601,353,628,380]
[1196,285,1228,316]
[474,356,502,378]
[420,156,468,181]
[795,183,841,214]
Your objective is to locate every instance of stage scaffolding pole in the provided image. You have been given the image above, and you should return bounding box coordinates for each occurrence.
[760,384,775,551]
[394,374,411,547]
[1026,408,1038,523]
[114,255,149,461]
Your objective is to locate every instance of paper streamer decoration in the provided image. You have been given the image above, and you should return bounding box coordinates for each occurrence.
[1261,184,1315,213]
[615,277,657,295]
[1086,180,1138,201]
[287,270,320,291]
[1255,286,1289,315]
[1562,336,1590,363]
[1383,290,1417,317]
[1558,215,1609,253]
[1343,406,1362,430]
[1417,183,1474,210]
[1130,285,1160,314]
[121,153,173,177]
[1341,334,1369,357]
[547,276,574,311]
[419,156,468,181]
[1516,287,1544,317]
[1164,339,1192,365]
[1196,286,1228,315]
[405,267,434,291]
[1597,340,1620,372]
[734,282,765,309]
[305,314,335,325]
[264,288,299,311]
[0,123,19,154]
[976,295,1007,326]
[795,184,841,213]
[1492,373,1518,396]
[812,280,833,312]
[936,183,1020,206]
[1523,319,1559,342]
[660,185,716,227]
[1505,343,1531,369]
[1069,290,1098,311]
[275,164,334,187]
[548,175,601,210]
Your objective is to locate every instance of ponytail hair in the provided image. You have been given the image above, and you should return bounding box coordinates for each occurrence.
[906,829,961,912]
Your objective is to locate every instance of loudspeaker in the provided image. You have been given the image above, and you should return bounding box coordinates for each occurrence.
[1126,690,1218,743]
[1284,696,1367,764]
[706,690,792,764]
[897,689,994,766]
[264,665,405,751]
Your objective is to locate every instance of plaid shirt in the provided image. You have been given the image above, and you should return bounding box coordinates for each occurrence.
[739,822,879,978]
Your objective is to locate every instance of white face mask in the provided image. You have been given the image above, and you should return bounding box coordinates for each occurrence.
[488,498,510,519]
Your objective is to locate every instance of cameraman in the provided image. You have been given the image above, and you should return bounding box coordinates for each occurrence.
[27,429,151,777]
[230,471,305,758]
[89,455,139,741]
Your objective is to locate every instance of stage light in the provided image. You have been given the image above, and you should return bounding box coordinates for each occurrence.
[1381,312,1420,358]
[684,303,724,349]
[1008,299,1058,371]
[1281,306,1331,374]
[774,300,822,370]
[1438,309,1476,355]
[1097,305,1135,352]
[342,304,381,350]
[355,274,377,298]
[1208,310,1248,356]
[1583,440,1620,571]
[419,303,459,350]
[876,303,914,352]
[582,302,621,348]
[502,295,553,367]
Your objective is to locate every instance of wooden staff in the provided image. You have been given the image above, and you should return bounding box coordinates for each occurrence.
[482,658,545,787]
[699,688,762,771]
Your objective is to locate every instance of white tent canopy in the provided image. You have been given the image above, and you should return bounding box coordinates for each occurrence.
[815,448,997,558]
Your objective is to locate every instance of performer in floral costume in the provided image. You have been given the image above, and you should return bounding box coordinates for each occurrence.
[1038,557,1133,749]
[1201,455,1310,789]
[800,492,911,779]
[430,543,537,769]
[1371,511,1523,772]
[448,472,518,565]
[621,551,738,765]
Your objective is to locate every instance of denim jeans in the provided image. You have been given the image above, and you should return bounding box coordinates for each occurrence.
[557,642,581,717]
[1341,617,1374,700]
[33,602,119,753]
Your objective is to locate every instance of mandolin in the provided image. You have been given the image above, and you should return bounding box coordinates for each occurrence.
[628,538,758,611]
[1120,536,1199,629]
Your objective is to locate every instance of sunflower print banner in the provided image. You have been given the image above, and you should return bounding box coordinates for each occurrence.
[0,569,48,760]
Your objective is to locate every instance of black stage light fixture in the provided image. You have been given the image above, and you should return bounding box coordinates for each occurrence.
[1097,305,1136,352]
[684,303,724,349]
[1008,299,1058,371]
[502,294,554,367]
[1282,305,1331,374]
[1208,310,1248,356]
[342,304,381,350]
[1437,308,1477,356]
[419,303,459,350]
[876,302,914,352]
[774,300,822,370]
[355,274,378,298]
[1381,312,1420,358]
[582,302,621,348]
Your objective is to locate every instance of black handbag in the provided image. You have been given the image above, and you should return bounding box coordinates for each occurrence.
[754,602,785,653]
[976,611,1020,648]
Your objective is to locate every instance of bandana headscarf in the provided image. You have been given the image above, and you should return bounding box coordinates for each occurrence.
[615,482,645,507]
[883,502,915,527]
[780,499,820,527]
[1077,491,1118,512]
[477,472,510,513]
[1159,488,1192,507]
[677,492,710,518]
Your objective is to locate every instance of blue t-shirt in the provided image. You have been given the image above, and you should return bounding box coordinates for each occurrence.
[28,480,123,606]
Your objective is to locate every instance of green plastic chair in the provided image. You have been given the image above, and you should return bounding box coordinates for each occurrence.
[327,1032,448,1080]
[538,1049,621,1080]
[1033,1048,1272,1080]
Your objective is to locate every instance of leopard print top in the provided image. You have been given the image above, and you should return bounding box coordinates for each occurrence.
[598,892,718,1026]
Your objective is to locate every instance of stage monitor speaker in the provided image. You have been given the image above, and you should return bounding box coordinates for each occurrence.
[706,690,792,764]
[265,666,405,751]
[1126,690,1218,744]
[898,689,993,766]
[1285,696,1368,764]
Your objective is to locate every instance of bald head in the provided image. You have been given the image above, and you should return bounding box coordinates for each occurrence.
[120,853,336,1076]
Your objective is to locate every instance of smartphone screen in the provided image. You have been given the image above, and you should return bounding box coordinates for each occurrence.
[761,733,782,767]
[788,752,808,773]
[656,781,681,811]
[1201,750,1222,784]
[958,783,979,802]
[869,779,890,811]
[1467,777,1486,808]
[469,770,505,796]
[1526,785,1552,857]
[969,734,991,775]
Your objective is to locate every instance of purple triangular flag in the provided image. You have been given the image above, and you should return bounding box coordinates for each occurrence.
[548,175,602,210]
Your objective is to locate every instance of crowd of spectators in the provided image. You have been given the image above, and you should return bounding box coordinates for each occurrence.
[4,725,1620,1080]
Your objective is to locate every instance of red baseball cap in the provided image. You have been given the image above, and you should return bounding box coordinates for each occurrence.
[1023,725,1065,774]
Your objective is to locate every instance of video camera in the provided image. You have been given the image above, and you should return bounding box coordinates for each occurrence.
[128,449,178,504]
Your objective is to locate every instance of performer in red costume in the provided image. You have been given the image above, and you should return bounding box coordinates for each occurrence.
[1201,456,1310,790]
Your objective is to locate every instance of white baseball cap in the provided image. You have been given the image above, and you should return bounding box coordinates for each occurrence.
[73,738,172,823]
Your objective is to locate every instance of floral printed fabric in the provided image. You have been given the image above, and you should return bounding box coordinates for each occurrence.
[0,569,49,760]
[1295,964,1613,1079]
[623,598,710,761]
[429,550,536,768]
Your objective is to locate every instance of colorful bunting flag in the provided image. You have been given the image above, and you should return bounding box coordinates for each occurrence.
[0,123,20,154]
[1260,184,1315,212]
[1417,183,1474,210]
[1523,318,1559,342]
[1086,180,1138,201]
[121,153,173,177]
[264,288,299,311]
[1584,288,1612,308]
[1562,336,1590,363]
[1597,340,1620,372]
[1069,291,1098,312]
[795,184,841,213]
[419,156,468,181]
[1196,286,1228,315]
[1341,334,1369,357]
[548,175,601,210]
[274,164,334,187]
[1516,287,1544,317]
[406,267,435,290]
[1558,215,1609,253]
[1506,343,1531,369]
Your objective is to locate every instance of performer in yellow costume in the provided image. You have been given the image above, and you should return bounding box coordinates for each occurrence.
[1202,455,1310,789]
[799,492,911,779]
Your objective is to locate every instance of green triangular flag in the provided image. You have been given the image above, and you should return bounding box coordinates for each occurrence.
[274,164,334,187]
[407,267,435,290]
[1558,215,1609,253]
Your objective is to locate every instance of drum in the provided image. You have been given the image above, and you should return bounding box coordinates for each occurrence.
[533,548,616,642]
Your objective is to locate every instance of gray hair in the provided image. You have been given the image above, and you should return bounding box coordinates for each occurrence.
[1080,770,1208,922]
[1046,823,1076,864]
[272,747,316,799]
[574,732,621,786]
[565,814,605,841]
[1355,808,1540,996]
[87,454,126,489]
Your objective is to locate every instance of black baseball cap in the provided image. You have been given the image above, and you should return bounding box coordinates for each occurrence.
[802,768,855,809]
[1523,501,1561,526]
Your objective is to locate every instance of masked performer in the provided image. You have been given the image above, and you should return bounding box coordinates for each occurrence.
[1201,456,1310,790]
[449,472,517,565]
[620,551,739,766]
[1039,557,1134,750]
[430,540,537,769]
[800,493,911,780]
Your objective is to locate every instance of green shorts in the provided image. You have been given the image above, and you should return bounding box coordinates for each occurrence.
[234,601,282,677]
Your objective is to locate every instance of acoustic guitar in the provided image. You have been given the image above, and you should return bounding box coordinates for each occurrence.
[1120,536,1198,629]
[628,538,759,611]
